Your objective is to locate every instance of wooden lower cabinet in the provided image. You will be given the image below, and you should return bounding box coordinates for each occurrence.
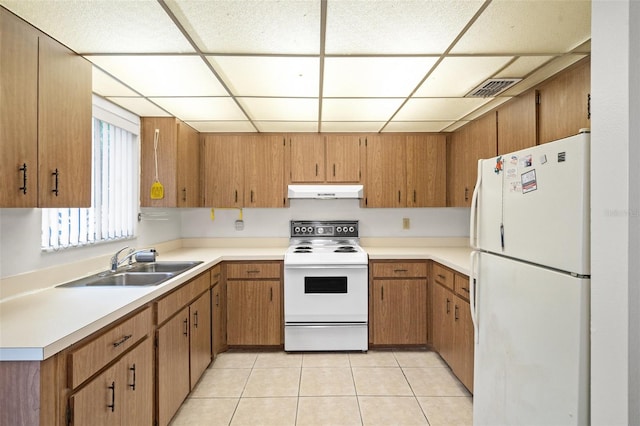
[157,306,191,426]
[430,262,474,392]
[369,261,428,346]
[211,279,227,356]
[189,291,212,387]
[70,338,153,426]
[226,280,282,346]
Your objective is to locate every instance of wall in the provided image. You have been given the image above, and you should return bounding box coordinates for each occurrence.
[591,0,640,424]
[180,201,469,239]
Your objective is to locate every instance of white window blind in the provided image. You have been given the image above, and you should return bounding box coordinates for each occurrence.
[41,112,139,250]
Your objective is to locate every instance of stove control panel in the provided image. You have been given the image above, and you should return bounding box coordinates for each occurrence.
[290,220,359,238]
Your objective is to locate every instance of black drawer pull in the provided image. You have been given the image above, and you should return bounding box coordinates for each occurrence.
[129,364,136,390]
[394,269,408,273]
[19,163,27,194]
[113,334,132,348]
[107,381,115,412]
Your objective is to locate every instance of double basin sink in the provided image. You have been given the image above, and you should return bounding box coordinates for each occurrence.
[57,261,203,288]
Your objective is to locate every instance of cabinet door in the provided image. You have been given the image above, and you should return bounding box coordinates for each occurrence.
[157,307,190,426]
[0,9,38,207]
[406,134,446,207]
[38,35,92,208]
[120,339,154,426]
[497,90,538,155]
[190,291,212,388]
[372,279,427,345]
[211,282,227,356]
[365,135,406,207]
[430,282,448,353]
[70,362,119,425]
[538,58,590,144]
[227,281,281,345]
[244,135,285,207]
[140,117,178,208]
[446,132,467,207]
[325,135,361,183]
[202,135,243,207]
[453,297,474,392]
[177,122,201,207]
[290,135,325,182]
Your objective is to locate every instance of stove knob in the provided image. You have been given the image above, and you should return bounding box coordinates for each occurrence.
[336,226,342,233]
[294,226,301,233]
[349,226,355,233]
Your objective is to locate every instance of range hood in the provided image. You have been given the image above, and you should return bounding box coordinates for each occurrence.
[288,184,363,199]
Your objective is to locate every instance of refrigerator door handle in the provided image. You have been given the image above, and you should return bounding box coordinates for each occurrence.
[469,250,479,343]
[469,159,483,249]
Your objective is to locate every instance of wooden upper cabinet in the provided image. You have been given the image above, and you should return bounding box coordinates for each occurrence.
[447,113,497,207]
[406,134,446,207]
[365,134,445,208]
[203,134,285,208]
[538,58,591,144]
[243,135,286,207]
[0,10,38,207]
[1,9,92,208]
[325,135,361,183]
[497,90,538,155]
[365,135,406,208]
[202,134,243,208]
[289,134,361,184]
[290,134,325,182]
[140,117,200,208]
[38,35,92,208]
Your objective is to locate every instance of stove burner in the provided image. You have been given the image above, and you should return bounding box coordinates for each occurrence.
[334,246,357,253]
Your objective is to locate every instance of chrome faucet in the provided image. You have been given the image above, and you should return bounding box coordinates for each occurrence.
[110,246,156,272]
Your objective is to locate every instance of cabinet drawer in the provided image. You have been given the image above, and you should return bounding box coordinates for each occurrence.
[210,264,221,285]
[372,262,427,278]
[454,274,471,300]
[157,271,210,325]
[432,263,454,290]
[226,262,281,279]
[68,307,152,389]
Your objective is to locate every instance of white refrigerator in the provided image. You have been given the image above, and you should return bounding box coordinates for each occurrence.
[469,131,590,425]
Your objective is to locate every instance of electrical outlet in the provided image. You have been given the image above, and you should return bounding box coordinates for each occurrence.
[235,219,244,231]
[402,218,410,230]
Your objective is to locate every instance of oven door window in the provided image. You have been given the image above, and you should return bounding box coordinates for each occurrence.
[304,276,347,294]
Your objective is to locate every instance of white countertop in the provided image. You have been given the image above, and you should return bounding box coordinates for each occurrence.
[0,242,471,361]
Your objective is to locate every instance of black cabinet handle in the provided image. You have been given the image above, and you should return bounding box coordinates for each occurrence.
[19,163,27,195]
[251,190,254,203]
[413,190,416,203]
[52,169,59,196]
[446,298,450,314]
[381,285,384,301]
[216,293,220,306]
[183,318,188,336]
[235,190,238,203]
[398,191,401,203]
[394,269,408,273]
[113,334,132,348]
[270,287,273,302]
[333,164,336,177]
[193,310,199,328]
[107,381,115,412]
[455,305,459,321]
[315,164,318,176]
[182,188,187,202]
[464,187,469,202]
[129,364,136,390]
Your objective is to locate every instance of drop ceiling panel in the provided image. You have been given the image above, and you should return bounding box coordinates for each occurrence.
[186,121,257,133]
[255,122,319,133]
[501,54,588,96]
[106,97,171,117]
[239,98,318,121]
[325,0,485,54]
[92,68,138,97]
[451,0,591,54]
[150,97,247,121]
[209,57,319,97]
[1,0,194,53]
[395,98,493,121]
[495,56,555,79]
[86,56,228,97]
[166,0,321,54]
[463,97,512,121]
[323,57,438,97]
[321,122,386,133]
[414,57,514,97]
[322,99,405,121]
[384,121,455,133]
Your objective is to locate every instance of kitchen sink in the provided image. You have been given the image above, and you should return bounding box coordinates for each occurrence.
[56,261,203,288]
[127,261,202,274]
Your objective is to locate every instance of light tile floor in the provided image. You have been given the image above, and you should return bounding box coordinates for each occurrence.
[170,349,472,426]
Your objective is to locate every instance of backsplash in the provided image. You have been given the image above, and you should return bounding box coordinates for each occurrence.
[0,201,469,279]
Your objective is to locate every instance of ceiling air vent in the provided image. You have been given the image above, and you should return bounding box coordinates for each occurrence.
[465,78,522,98]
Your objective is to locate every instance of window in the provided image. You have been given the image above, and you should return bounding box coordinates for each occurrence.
[41,98,139,250]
